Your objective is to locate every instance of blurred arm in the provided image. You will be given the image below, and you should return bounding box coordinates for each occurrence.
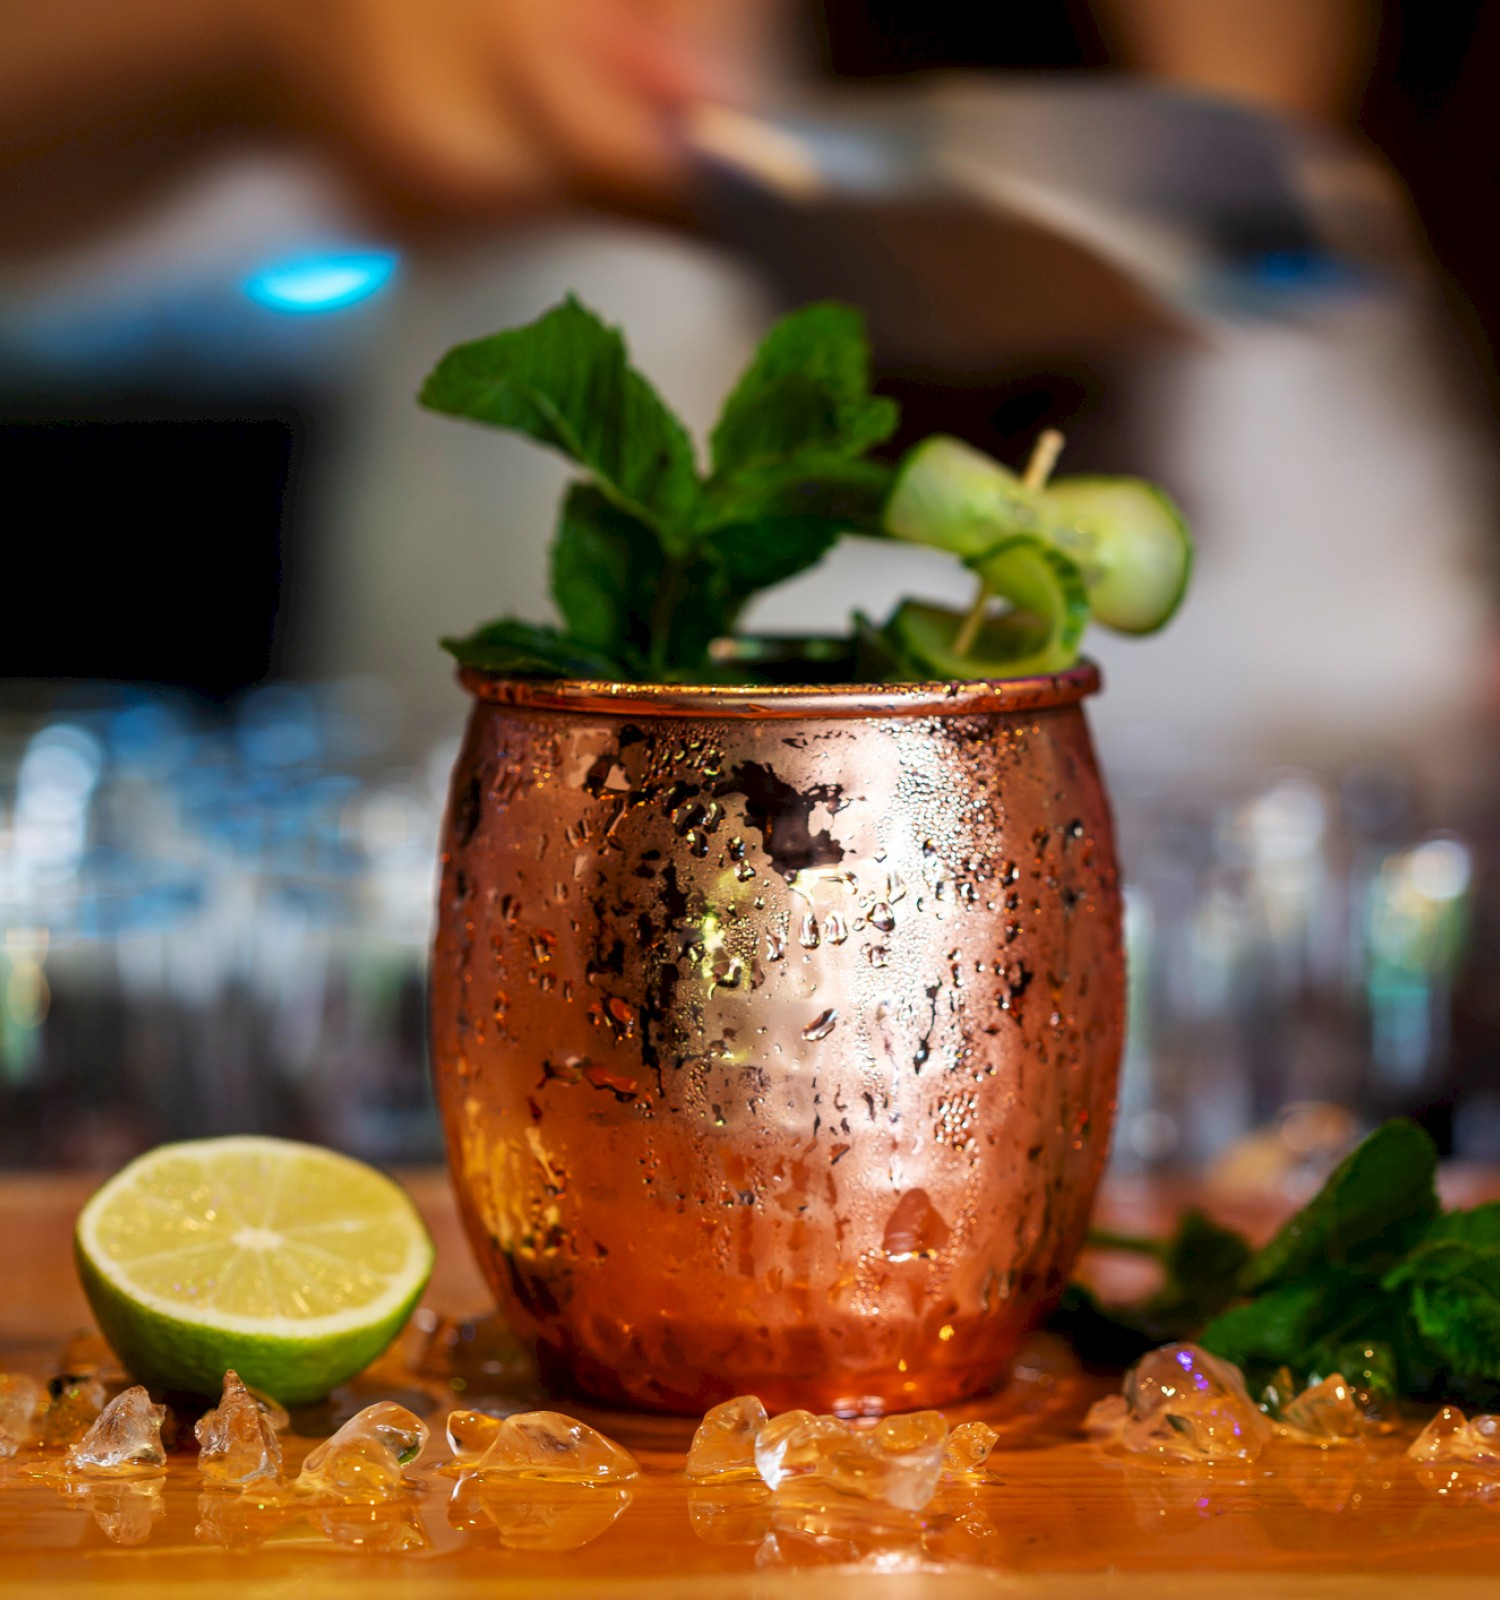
[0,0,767,245]
[1100,0,1375,123]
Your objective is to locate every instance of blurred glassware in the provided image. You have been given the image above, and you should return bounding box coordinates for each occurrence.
[0,682,456,1168]
[1110,760,1473,1179]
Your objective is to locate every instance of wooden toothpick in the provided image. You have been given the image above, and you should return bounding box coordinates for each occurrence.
[951,428,1066,658]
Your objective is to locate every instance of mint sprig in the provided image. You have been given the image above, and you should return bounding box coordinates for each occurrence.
[424,296,896,683]
[1054,1119,1500,1404]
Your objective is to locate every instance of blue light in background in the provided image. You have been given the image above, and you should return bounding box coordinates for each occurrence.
[242,250,400,313]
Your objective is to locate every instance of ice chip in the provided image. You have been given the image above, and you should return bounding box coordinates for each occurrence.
[64,1386,167,1477]
[296,1402,428,1503]
[473,1410,640,1483]
[42,1373,106,1446]
[1409,1406,1500,1470]
[1097,1343,1272,1464]
[687,1395,769,1482]
[195,1371,284,1486]
[943,1419,999,1477]
[0,1374,46,1458]
[753,1411,851,1491]
[821,1411,948,1511]
[65,1478,165,1546]
[444,1408,505,1466]
[473,1482,634,1550]
[1277,1374,1365,1445]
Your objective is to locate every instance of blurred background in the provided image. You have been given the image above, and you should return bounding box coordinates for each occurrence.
[3,0,1499,1191]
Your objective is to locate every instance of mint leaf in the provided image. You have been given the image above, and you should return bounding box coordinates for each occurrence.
[550,485,661,662]
[1049,1210,1251,1362]
[710,303,897,475]
[1384,1206,1500,1383]
[420,296,699,535]
[1200,1271,1372,1375]
[441,618,626,679]
[1244,1119,1439,1291]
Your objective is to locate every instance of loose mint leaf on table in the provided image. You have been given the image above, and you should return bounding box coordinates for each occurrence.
[1242,1118,1439,1291]
[1049,1208,1251,1364]
[1383,1205,1500,1385]
[419,295,699,538]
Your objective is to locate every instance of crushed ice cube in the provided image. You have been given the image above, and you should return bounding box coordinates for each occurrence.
[686,1395,769,1482]
[296,1402,428,1503]
[443,1408,506,1466]
[943,1419,999,1477]
[688,1484,774,1546]
[820,1411,949,1511]
[195,1370,283,1486]
[64,1386,167,1477]
[64,1478,166,1546]
[315,1503,430,1553]
[1088,1343,1273,1464]
[472,1410,640,1484]
[1409,1406,1500,1470]
[1276,1374,1366,1445]
[42,1374,107,1446]
[753,1411,851,1490]
[469,1481,634,1551]
[0,1374,46,1458]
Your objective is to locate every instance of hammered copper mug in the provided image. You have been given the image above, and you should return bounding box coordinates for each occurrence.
[430,664,1124,1415]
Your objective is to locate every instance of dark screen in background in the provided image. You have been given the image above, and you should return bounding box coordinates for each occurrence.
[0,411,298,699]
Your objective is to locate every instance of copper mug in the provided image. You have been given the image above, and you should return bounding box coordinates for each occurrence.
[431,665,1124,1415]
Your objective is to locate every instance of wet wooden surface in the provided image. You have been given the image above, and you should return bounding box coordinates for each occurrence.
[3,1169,1500,1599]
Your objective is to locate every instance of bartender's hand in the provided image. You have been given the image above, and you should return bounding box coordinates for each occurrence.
[0,0,769,240]
[247,0,766,216]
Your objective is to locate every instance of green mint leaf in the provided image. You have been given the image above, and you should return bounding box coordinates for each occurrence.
[441,618,628,680]
[550,485,663,661]
[697,455,893,536]
[1200,1270,1373,1376]
[1243,1119,1439,1292]
[1384,1206,1500,1383]
[710,303,897,475]
[420,296,699,534]
[1050,1210,1251,1358]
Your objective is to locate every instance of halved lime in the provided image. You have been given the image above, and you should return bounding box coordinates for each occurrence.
[75,1137,434,1405]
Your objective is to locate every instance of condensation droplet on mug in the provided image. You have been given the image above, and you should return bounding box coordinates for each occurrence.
[824,912,849,945]
[799,914,820,950]
[869,903,896,933]
[765,932,786,962]
[867,945,890,969]
[802,1009,838,1042]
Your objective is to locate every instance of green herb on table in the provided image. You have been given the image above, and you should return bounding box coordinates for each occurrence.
[1053,1119,1500,1407]
[421,295,1193,685]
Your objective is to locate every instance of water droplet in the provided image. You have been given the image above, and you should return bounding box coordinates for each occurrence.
[869,903,896,933]
[799,913,820,950]
[867,945,890,968]
[711,953,743,988]
[765,932,786,962]
[727,836,746,862]
[885,871,907,904]
[529,931,556,964]
[922,840,938,859]
[802,1009,838,1042]
[734,859,756,881]
[687,830,710,858]
[824,912,849,945]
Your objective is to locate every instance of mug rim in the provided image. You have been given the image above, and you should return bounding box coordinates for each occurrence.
[458,660,1101,720]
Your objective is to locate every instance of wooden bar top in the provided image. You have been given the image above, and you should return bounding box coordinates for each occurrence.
[2,1168,1498,1599]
